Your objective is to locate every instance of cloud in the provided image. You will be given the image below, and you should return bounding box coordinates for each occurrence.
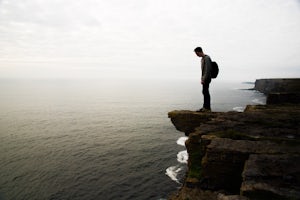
[0,0,300,80]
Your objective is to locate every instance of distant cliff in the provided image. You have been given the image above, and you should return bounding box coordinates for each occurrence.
[168,78,300,200]
[254,78,300,94]
[255,78,300,104]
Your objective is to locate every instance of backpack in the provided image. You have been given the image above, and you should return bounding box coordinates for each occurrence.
[211,61,219,79]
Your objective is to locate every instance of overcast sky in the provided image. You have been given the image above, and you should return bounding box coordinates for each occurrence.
[0,0,299,81]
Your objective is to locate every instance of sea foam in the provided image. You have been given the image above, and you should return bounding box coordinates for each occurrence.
[165,165,182,184]
[176,137,188,146]
[233,106,244,112]
[252,98,265,105]
[166,137,189,184]
[177,150,188,164]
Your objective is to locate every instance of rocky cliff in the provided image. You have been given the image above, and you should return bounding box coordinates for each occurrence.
[254,78,300,94]
[255,78,300,104]
[168,79,300,200]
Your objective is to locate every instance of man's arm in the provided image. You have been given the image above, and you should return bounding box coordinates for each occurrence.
[201,56,212,84]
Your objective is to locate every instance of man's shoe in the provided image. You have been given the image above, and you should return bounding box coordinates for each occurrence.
[196,108,211,112]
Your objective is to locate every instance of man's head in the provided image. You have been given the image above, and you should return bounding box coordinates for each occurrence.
[194,47,204,57]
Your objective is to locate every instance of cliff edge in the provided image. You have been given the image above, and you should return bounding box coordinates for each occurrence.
[168,79,300,200]
[255,78,300,104]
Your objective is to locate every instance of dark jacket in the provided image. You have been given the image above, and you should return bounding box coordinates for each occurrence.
[201,55,212,83]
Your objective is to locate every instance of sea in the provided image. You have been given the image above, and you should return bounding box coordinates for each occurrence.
[0,78,266,200]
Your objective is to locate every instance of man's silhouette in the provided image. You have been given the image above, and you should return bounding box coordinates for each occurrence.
[194,47,212,112]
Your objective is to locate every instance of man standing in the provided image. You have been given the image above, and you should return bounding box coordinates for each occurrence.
[194,47,212,112]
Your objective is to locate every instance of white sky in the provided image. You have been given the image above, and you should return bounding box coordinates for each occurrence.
[0,0,300,81]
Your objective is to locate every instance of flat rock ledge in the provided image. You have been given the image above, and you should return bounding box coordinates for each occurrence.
[167,104,300,200]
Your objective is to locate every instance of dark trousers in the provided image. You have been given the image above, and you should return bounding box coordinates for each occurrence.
[202,81,211,109]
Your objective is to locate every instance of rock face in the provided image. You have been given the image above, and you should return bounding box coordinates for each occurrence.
[266,92,300,104]
[241,154,300,199]
[168,79,300,200]
[168,111,217,135]
[255,78,300,104]
[254,78,300,94]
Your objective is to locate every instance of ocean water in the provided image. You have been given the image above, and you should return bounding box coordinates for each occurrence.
[0,79,266,200]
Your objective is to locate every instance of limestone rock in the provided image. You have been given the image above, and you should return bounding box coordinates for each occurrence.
[255,78,300,105]
[168,110,217,135]
[217,193,249,200]
[267,92,300,104]
[168,104,300,200]
[168,78,300,200]
[241,154,300,199]
[254,78,300,94]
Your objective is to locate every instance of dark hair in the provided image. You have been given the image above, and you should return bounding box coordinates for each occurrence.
[194,47,203,53]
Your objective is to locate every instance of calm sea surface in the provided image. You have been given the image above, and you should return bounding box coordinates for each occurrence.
[0,79,266,200]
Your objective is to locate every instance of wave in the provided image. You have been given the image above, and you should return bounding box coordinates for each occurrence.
[252,98,265,105]
[165,165,183,184]
[177,150,188,164]
[233,106,244,112]
[166,137,189,183]
[176,137,188,146]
